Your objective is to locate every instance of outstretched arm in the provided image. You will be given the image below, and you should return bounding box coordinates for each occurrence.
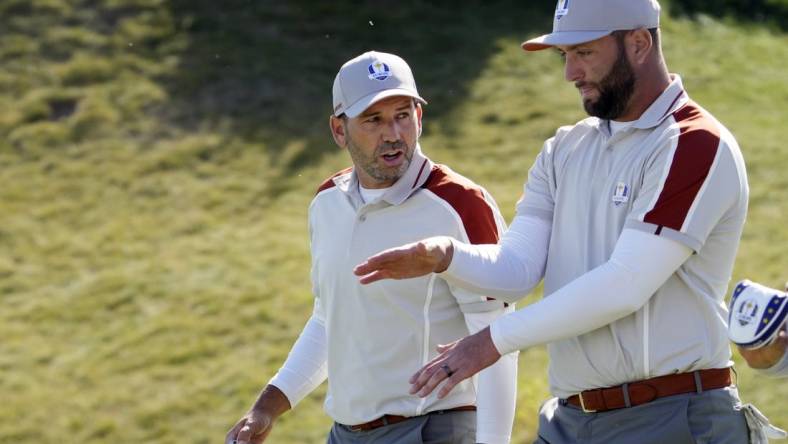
[355,214,550,303]
[409,229,692,399]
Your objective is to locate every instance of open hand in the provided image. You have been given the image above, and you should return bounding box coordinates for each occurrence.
[409,327,501,399]
[354,236,454,284]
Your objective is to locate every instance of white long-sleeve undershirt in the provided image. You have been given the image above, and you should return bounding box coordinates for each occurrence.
[442,221,692,356]
[464,307,518,444]
[268,315,328,407]
[442,214,550,303]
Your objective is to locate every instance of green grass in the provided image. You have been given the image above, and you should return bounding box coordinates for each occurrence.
[0,1,786,443]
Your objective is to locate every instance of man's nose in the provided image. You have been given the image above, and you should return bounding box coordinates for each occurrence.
[564,56,583,83]
[381,119,402,143]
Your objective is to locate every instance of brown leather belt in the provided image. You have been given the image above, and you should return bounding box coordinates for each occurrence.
[566,367,732,413]
[346,405,477,432]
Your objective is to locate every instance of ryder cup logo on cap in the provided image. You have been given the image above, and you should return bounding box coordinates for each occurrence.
[728,280,788,349]
[555,0,570,20]
[522,0,661,51]
[332,51,427,118]
[735,298,759,327]
[368,61,391,81]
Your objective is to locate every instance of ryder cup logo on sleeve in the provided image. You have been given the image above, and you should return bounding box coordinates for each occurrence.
[612,182,629,206]
[728,280,788,349]
[368,61,391,81]
[555,0,570,20]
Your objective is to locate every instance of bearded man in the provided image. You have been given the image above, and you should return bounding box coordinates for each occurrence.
[353,1,773,443]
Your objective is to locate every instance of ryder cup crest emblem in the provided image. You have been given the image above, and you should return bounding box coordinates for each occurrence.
[612,182,629,206]
[735,298,759,327]
[555,0,570,20]
[367,61,391,81]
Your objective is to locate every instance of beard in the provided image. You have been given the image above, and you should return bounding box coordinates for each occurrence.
[346,136,414,185]
[581,43,636,120]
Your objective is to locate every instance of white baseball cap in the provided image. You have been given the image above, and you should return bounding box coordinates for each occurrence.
[332,51,427,118]
[522,0,661,51]
[728,280,788,349]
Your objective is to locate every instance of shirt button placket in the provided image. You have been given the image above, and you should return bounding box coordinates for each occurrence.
[348,210,367,258]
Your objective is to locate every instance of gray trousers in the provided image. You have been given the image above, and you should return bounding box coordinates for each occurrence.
[327,410,475,444]
[533,386,750,444]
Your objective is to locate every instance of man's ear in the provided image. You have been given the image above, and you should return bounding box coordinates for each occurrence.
[628,28,653,65]
[416,103,423,138]
[329,115,347,147]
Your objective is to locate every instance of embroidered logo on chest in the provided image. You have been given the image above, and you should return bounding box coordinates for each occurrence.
[612,182,629,206]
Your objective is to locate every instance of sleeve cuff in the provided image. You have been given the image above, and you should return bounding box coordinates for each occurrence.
[268,375,300,407]
[443,237,464,277]
[624,220,702,253]
[489,321,519,356]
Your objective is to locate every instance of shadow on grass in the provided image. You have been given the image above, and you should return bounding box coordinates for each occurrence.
[162,1,553,183]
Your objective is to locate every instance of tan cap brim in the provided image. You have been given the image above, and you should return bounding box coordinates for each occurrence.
[522,30,612,51]
[341,89,427,118]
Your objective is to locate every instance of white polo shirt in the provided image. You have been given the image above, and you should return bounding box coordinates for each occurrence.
[508,75,749,396]
[308,146,509,425]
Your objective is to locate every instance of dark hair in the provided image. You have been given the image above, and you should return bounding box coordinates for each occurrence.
[611,27,659,48]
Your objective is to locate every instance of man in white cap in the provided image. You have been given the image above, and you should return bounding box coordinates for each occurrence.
[353,1,776,442]
[225,51,518,444]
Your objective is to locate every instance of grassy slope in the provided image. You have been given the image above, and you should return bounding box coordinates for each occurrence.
[0,1,785,442]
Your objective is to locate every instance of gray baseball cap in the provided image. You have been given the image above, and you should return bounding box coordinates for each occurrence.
[332,51,427,118]
[522,0,661,51]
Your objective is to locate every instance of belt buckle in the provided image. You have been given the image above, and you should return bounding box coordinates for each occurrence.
[578,392,597,413]
[348,422,370,432]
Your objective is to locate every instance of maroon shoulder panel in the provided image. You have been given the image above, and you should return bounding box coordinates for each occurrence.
[422,165,499,245]
[643,102,720,231]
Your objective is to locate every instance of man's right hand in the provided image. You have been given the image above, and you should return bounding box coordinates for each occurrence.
[354,236,454,284]
[225,411,274,444]
[225,385,291,444]
[738,328,788,369]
